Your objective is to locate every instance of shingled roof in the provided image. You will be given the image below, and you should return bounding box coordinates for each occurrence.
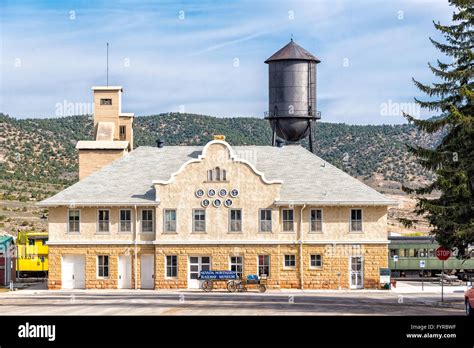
[39,144,397,207]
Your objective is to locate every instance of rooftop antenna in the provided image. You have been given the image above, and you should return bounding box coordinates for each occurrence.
[291,34,293,42]
[106,43,109,86]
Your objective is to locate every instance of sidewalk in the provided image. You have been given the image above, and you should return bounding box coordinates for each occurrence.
[2,280,468,297]
[390,280,468,295]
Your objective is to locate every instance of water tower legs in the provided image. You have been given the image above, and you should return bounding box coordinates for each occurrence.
[308,119,314,153]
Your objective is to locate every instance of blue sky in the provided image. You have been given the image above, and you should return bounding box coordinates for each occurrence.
[0,0,453,124]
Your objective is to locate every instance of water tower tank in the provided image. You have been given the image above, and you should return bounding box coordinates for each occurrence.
[265,40,321,150]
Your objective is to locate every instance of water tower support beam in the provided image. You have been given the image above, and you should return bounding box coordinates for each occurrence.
[308,119,314,153]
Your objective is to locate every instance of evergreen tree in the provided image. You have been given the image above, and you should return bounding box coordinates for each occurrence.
[402,0,473,257]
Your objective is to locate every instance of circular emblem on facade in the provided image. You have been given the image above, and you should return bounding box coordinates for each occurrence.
[230,188,239,197]
[224,199,233,207]
[208,189,216,197]
[201,199,210,208]
[213,199,222,208]
[195,188,205,198]
[218,188,228,197]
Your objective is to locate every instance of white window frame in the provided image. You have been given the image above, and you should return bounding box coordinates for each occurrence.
[97,255,110,278]
[259,209,272,233]
[310,254,323,269]
[67,209,80,234]
[100,98,112,105]
[257,255,270,278]
[97,209,110,234]
[282,209,294,232]
[141,209,154,234]
[310,209,323,233]
[229,256,243,279]
[119,125,126,140]
[119,209,132,233]
[284,254,296,269]
[350,208,363,232]
[229,209,242,233]
[163,209,177,233]
[165,255,178,278]
[192,209,206,233]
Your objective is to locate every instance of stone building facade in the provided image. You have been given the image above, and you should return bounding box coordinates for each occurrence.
[40,86,396,290]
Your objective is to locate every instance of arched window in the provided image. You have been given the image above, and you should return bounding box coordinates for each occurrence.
[207,167,227,182]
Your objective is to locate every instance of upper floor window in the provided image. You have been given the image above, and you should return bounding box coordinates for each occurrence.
[68,209,80,233]
[97,210,110,233]
[119,125,126,140]
[229,209,242,232]
[350,209,363,232]
[119,209,132,233]
[310,209,322,232]
[164,209,177,233]
[100,98,112,105]
[207,167,227,181]
[193,209,206,232]
[282,209,294,232]
[259,209,272,232]
[141,209,154,233]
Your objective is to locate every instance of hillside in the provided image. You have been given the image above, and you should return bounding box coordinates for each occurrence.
[0,112,442,235]
[1,112,442,191]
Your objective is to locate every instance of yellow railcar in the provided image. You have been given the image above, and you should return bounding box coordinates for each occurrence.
[17,232,48,276]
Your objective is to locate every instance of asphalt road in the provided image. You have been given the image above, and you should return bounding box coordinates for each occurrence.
[0,290,465,315]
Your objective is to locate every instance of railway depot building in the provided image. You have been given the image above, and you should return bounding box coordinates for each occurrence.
[39,86,397,291]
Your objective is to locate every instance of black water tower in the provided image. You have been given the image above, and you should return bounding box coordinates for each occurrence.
[265,39,321,152]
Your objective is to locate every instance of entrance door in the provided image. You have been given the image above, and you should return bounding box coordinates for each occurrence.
[118,255,132,289]
[140,254,154,289]
[188,256,211,289]
[349,256,363,289]
[62,255,85,289]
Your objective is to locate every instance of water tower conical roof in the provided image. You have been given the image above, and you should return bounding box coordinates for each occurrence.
[265,40,321,63]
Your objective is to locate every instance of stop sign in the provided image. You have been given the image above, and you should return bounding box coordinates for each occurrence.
[436,247,451,261]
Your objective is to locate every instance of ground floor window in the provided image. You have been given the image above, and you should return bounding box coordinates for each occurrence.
[97,255,109,278]
[258,255,270,277]
[284,254,296,268]
[166,255,178,278]
[230,256,243,278]
[310,254,322,268]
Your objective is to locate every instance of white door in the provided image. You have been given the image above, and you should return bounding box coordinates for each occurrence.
[62,255,85,289]
[118,255,132,289]
[349,256,363,289]
[188,256,211,289]
[140,254,154,289]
